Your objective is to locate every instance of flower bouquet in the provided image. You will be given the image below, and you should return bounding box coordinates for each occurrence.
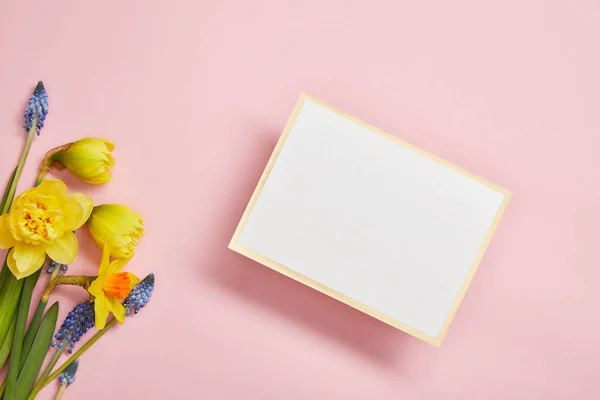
[0,82,155,399]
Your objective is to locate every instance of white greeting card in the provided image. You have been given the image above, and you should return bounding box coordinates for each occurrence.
[229,94,510,346]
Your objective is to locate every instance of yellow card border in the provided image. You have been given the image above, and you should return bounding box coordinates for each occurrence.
[228,93,512,347]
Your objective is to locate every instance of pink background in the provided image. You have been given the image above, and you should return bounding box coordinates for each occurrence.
[1,1,599,399]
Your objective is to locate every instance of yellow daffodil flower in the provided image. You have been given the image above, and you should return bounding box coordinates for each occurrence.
[0,179,93,279]
[87,204,144,259]
[48,138,115,184]
[88,245,140,329]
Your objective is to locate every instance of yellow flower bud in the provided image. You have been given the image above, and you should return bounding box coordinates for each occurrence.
[48,138,115,184]
[87,204,144,259]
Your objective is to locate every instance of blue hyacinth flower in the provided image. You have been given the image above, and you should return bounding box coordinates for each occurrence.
[58,359,79,386]
[47,260,68,275]
[23,81,48,135]
[52,301,95,354]
[123,273,155,317]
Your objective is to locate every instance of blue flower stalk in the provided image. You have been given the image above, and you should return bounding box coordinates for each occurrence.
[28,302,95,400]
[52,301,96,354]
[56,359,79,400]
[124,273,155,316]
[23,81,49,136]
[47,260,69,276]
[59,359,79,386]
[3,81,49,213]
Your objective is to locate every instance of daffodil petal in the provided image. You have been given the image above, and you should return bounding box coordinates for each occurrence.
[88,276,105,298]
[62,200,82,232]
[126,272,141,288]
[6,249,18,279]
[93,294,110,330]
[36,179,67,197]
[82,171,112,185]
[6,249,25,279]
[99,243,111,276]
[106,258,129,275]
[108,295,127,324]
[46,231,78,264]
[102,139,115,152]
[0,214,16,249]
[8,243,46,278]
[106,152,116,168]
[64,193,93,231]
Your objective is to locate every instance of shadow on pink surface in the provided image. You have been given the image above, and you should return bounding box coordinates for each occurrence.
[200,130,419,368]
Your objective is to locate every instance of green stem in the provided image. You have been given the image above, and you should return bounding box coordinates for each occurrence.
[34,172,46,187]
[41,319,118,390]
[2,118,37,215]
[19,266,59,371]
[54,384,66,400]
[27,341,66,400]
[0,167,17,221]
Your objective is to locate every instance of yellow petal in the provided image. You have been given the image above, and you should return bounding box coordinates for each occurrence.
[45,231,78,264]
[0,214,16,249]
[126,272,141,288]
[108,295,127,324]
[62,199,82,232]
[7,243,46,279]
[88,276,105,298]
[93,294,110,330]
[106,258,129,275]
[98,243,112,275]
[36,179,67,197]
[82,171,112,185]
[102,139,115,152]
[106,152,116,168]
[6,249,22,279]
[63,193,94,231]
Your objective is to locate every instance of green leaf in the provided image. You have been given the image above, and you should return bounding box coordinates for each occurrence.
[19,297,48,371]
[0,167,18,296]
[0,274,22,375]
[0,315,16,369]
[15,302,58,399]
[0,270,24,349]
[0,166,21,370]
[4,270,40,400]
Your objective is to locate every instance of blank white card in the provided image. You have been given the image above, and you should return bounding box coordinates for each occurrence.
[230,95,510,346]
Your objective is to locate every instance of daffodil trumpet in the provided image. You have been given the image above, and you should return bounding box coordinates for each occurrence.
[87,204,144,259]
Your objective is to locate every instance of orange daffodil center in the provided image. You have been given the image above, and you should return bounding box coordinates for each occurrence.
[102,272,132,299]
[88,244,139,329]
[0,179,93,279]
